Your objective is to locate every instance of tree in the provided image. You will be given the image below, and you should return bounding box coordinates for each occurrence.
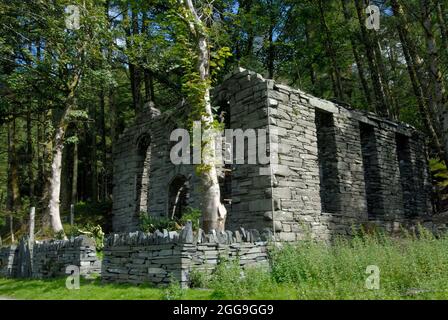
[172,0,231,232]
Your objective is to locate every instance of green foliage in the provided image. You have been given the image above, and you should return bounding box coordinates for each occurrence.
[209,257,275,299]
[178,207,201,231]
[429,158,448,208]
[0,277,210,300]
[54,230,66,241]
[78,224,105,251]
[430,158,448,188]
[66,223,105,252]
[140,207,202,233]
[72,201,112,227]
[2,231,448,299]
[189,229,448,299]
[210,46,232,79]
[269,230,448,299]
[188,268,211,289]
[162,277,186,300]
[139,214,179,233]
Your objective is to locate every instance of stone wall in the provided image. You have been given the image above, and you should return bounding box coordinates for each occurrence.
[102,224,270,287]
[262,78,433,241]
[0,245,17,277]
[213,72,273,231]
[112,105,205,233]
[112,68,434,241]
[0,236,101,279]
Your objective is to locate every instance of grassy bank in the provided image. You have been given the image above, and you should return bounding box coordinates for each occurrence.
[1,229,448,300]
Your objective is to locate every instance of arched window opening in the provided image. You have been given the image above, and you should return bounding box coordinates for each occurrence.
[168,175,190,220]
[136,134,151,214]
[216,99,232,205]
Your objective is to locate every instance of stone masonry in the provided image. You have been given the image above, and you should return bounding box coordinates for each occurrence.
[112,68,433,241]
[0,236,101,279]
[102,223,270,287]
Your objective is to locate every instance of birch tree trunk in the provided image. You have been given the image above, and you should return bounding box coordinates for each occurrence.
[48,124,67,236]
[47,77,78,237]
[184,0,227,232]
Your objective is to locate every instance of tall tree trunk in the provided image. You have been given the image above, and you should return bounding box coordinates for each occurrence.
[184,0,227,232]
[242,0,255,57]
[436,1,448,54]
[90,101,98,203]
[99,88,107,201]
[303,22,316,86]
[48,124,66,236]
[421,0,448,162]
[144,69,155,102]
[371,31,393,118]
[391,0,446,162]
[40,115,53,229]
[26,110,35,206]
[341,0,372,107]
[37,113,44,200]
[7,119,20,241]
[47,77,79,237]
[71,142,78,205]
[267,3,275,79]
[354,0,389,115]
[386,42,401,118]
[131,8,143,114]
[317,0,344,100]
[123,5,143,114]
[109,87,117,149]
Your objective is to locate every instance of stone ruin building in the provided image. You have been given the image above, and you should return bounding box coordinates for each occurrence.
[0,68,438,287]
[112,68,433,242]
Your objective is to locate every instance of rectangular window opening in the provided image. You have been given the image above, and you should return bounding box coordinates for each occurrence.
[360,123,383,219]
[315,109,340,214]
[396,133,416,217]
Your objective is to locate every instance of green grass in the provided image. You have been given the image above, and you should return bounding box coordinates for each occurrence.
[0,277,297,300]
[268,228,448,299]
[1,228,448,300]
[0,278,211,300]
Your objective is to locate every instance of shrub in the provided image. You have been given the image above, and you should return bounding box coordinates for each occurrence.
[162,277,186,300]
[72,200,112,229]
[139,214,179,233]
[139,207,202,232]
[269,230,448,299]
[189,267,211,288]
[209,257,274,299]
[66,223,105,251]
[0,214,5,229]
[179,207,201,231]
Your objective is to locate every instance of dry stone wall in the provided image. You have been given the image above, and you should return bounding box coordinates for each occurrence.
[0,245,17,277]
[102,223,270,287]
[0,236,101,279]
